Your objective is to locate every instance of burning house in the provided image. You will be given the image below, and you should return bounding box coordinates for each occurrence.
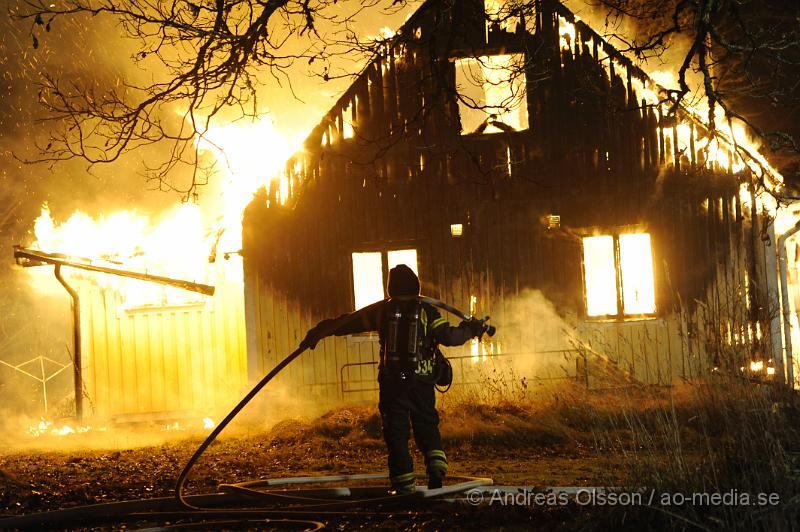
[242,0,792,401]
[14,204,250,424]
[7,116,299,423]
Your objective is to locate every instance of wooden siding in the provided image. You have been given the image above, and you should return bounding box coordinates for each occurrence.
[242,0,778,401]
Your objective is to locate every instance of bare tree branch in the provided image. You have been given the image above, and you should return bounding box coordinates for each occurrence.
[11,0,400,197]
[589,0,800,167]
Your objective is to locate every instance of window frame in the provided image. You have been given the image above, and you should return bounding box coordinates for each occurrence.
[452,52,530,137]
[349,244,420,311]
[580,230,657,321]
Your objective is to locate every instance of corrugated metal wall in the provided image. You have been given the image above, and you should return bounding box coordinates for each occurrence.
[77,277,247,419]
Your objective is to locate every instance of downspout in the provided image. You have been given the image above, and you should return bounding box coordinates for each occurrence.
[54,264,83,423]
[778,220,800,388]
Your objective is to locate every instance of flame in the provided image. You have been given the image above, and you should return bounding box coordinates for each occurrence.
[558,16,576,51]
[618,233,656,314]
[455,54,529,134]
[555,18,784,202]
[161,418,216,432]
[27,418,92,437]
[30,203,213,307]
[486,0,520,34]
[369,26,396,44]
[351,249,419,310]
[28,116,300,306]
[470,337,494,362]
[583,235,618,316]
[195,116,300,249]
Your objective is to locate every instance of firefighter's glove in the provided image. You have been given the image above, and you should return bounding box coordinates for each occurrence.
[300,326,324,350]
[463,317,487,338]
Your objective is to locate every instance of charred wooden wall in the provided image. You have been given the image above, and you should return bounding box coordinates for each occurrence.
[242,0,777,399]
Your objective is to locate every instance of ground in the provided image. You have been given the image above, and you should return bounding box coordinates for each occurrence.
[0,382,797,530]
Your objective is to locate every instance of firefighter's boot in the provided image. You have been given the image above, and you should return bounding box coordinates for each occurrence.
[389,472,417,495]
[426,449,448,489]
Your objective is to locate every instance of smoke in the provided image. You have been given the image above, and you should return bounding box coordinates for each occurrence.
[498,289,582,383]
[233,380,350,436]
[0,5,179,424]
[436,289,582,406]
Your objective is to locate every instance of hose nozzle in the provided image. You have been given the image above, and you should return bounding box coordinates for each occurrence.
[479,316,496,337]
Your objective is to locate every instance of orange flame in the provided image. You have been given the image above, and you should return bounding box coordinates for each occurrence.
[28,116,300,306]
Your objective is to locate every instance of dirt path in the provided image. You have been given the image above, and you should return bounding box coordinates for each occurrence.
[0,430,620,509]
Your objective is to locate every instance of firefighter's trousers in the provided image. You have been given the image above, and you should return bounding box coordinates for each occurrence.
[378,371,448,489]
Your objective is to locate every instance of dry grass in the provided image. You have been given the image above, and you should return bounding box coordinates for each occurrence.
[439,377,800,531]
[2,371,799,530]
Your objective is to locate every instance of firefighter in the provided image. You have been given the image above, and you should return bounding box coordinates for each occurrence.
[300,264,487,493]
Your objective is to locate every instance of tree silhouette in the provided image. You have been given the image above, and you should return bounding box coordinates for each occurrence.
[13,0,800,193]
[13,0,410,197]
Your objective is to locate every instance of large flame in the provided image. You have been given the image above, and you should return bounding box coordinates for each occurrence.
[195,116,299,251]
[30,203,212,307]
[555,16,784,203]
[28,116,300,307]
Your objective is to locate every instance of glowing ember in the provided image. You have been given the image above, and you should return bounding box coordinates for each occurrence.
[203,417,215,429]
[750,360,764,372]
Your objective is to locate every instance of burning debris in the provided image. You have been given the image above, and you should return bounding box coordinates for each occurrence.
[25,419,93,438]
[8,114,301,425]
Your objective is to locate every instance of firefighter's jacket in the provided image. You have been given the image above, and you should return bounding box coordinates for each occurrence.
[313,300,473,376]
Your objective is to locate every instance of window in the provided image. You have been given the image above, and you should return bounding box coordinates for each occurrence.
[582,233,655,318]
[455,54,528,135]
[351,249,419,310]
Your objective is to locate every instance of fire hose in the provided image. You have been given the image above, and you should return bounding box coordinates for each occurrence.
[175,295,495,510]
[0,296,494,529]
